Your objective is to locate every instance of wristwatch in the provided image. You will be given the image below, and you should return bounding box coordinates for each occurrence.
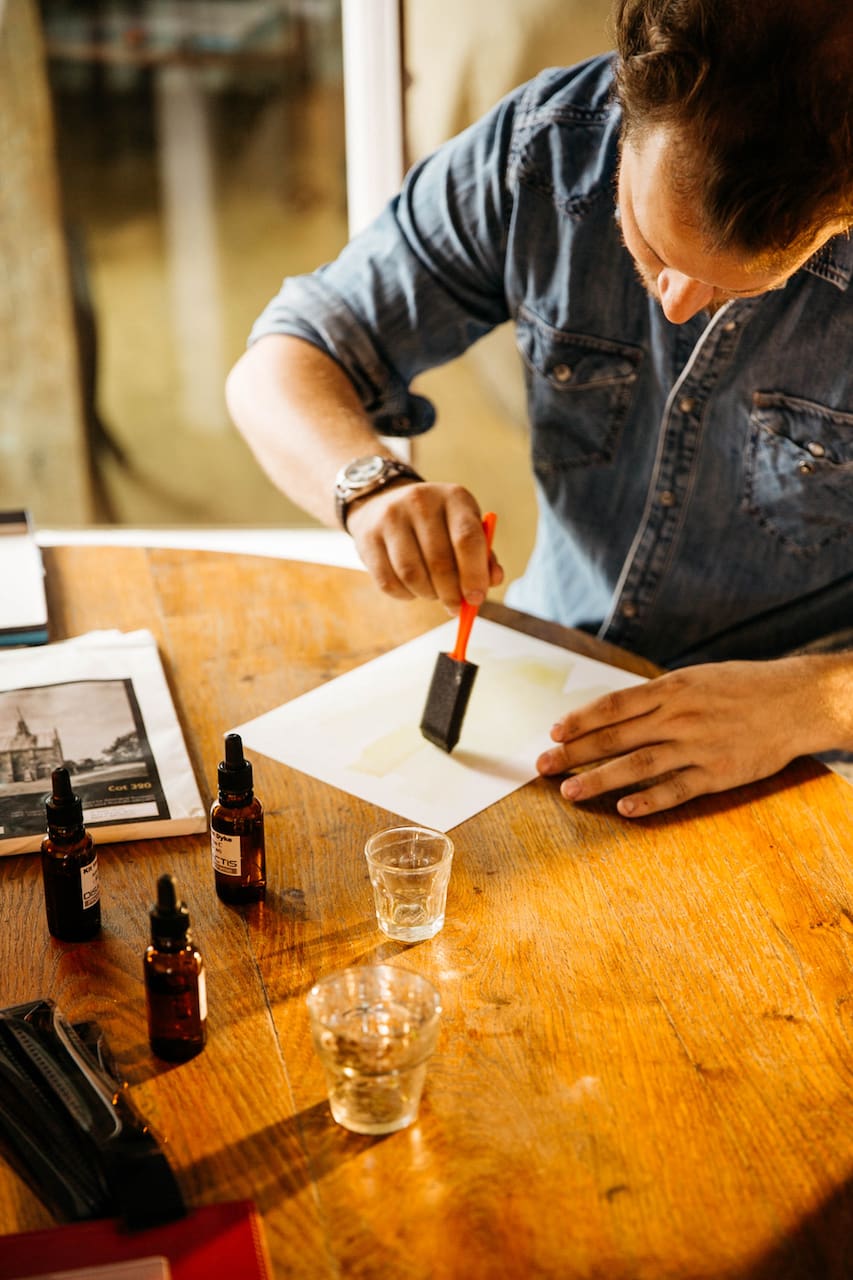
[334,454,424,531]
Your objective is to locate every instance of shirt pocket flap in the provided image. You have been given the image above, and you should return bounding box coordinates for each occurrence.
[517,310,642,391]
[746,390,853,553]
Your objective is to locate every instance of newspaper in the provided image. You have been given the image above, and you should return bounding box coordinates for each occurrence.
[0,630,207,855]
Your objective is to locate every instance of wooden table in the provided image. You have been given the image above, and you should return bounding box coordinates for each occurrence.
[1,545,852,1279]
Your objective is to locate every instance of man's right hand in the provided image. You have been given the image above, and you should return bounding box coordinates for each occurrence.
[346,479,503,613]
[226,337,502,611]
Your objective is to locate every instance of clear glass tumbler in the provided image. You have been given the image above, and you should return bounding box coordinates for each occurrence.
[306,964,442,1134]
[364,825,454,942]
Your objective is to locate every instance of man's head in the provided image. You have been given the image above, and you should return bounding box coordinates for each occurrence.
[613,0,853,262]
[616,125,845,323]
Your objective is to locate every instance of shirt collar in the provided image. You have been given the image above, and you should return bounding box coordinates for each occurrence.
[803,230,853,290]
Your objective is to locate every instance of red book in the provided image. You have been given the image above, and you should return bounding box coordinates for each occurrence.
[0,1200,272,1280]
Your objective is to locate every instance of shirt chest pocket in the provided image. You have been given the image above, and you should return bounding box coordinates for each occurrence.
[516,311,643,471]
[744,391,853,555]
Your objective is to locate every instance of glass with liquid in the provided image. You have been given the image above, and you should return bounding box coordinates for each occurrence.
[306,965,441,1134]
[364,826,454,942]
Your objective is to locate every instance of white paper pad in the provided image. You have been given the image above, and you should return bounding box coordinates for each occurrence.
[235,617,647,832]
[21,1258,172,1280]
[0,510,47,644]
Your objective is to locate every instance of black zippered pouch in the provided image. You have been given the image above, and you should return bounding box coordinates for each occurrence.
[0,998,185,1229]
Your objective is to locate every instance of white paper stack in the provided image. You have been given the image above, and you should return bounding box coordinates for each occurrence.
[0,510,48,647]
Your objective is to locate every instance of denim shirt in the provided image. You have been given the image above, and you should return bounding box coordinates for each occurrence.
[250,54,853,669]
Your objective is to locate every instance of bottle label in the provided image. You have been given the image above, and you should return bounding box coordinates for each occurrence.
[198,966,208,1022]
[211,829,241,876]
[81,857,100,910]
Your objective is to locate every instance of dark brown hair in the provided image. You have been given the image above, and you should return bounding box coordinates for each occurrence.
[613,0,853,259]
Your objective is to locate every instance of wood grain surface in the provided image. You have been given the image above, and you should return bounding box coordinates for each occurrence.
[0,546,851,1279]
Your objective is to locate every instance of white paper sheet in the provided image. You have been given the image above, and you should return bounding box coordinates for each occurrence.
[235,617,647,832]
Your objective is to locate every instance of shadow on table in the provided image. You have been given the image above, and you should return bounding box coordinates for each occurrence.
[184,1097,391,1214]
[725,1171,853,1280]
[261,915,433,1004]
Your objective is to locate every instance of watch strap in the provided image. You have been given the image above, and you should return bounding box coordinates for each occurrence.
[334,457,424,532]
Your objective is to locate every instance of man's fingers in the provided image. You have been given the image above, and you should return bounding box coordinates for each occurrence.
[553,743,681,800]
[417,496,483,608]
[616,770,706,818]
[537,718,663,775]
[551,681,664,742]
[444,492,497,605]
[351,481,496,611]
[555,755,707,818]
[360,537,431,600]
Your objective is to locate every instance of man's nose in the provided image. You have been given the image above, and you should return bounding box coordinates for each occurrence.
[657,268,715,323]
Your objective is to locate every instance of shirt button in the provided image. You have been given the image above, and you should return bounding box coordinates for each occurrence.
[806,440,826,458]
[621,601,638,619]
[798,461,815,475]
[659,489,676,507]
[552,363,573,383]
[723,320,737,332]
[678,396,695,414]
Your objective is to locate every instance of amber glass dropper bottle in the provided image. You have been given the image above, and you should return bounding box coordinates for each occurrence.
[41,766,101,942]
[210,732,266,905]
[144,873,207,1062]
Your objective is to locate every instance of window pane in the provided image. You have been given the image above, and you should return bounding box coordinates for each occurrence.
[37,0,345,526]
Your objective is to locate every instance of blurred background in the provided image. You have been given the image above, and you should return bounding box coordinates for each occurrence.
[2,0,612,586]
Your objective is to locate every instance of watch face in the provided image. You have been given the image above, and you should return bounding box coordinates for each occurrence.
[345,456,387,487]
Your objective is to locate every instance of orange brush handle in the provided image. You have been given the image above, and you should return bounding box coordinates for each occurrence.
[449,511,497,662]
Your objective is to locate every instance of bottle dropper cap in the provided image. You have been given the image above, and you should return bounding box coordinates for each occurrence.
[45,767,84,829]
[217,732,253,798]
[150,873,190,942]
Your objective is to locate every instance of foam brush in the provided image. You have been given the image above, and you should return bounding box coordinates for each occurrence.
[420,511,497,753]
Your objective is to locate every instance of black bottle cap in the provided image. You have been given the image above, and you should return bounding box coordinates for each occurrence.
[217,732,253,798]
[45,767,84,830]
[150,873,190,942]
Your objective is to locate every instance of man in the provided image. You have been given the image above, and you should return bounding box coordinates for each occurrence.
[226,0,853,817]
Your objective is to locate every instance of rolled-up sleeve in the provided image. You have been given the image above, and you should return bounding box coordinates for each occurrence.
[249,86,518,438]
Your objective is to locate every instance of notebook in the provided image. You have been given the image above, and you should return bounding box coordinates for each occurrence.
[0,1200,272,1280]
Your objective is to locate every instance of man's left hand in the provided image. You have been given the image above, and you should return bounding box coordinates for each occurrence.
[536,655,852,817]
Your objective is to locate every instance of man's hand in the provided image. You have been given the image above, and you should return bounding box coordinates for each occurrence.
[536,655,853,817]
[347,479,503,612]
